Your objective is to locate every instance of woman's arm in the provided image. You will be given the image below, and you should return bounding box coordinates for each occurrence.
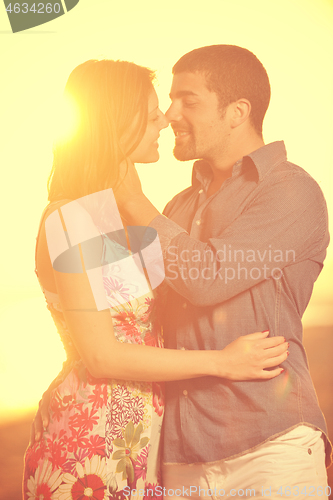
[31,327,287,443]
[58,271,287,381]
[55,238,288,382]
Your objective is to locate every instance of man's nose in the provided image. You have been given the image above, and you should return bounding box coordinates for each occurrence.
[165,103,182,122]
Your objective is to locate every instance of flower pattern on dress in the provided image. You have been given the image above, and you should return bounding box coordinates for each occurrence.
[143,482,160,500]
[113,386,132,410]
[103,276,131,304]
[152,383,164,417]
[46,432,67,470]
[26,460,63,500]
[126,396,145,425]
[134,446,149,482]
[58,456,107,500]
[112,422,149,483]
[88,384,108,410]
[105,385,148,454]
[62,448,91,476]
[24,439,48,475]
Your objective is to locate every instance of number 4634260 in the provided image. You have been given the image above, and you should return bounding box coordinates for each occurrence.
[6,3,61,14]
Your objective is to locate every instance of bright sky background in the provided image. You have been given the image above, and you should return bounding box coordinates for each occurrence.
[0,0,332,422]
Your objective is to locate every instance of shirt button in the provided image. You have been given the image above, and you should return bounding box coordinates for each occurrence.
[183,390,188,396]
[198,189,204,194]
[195,219,201,226]
[182,302,187,309]
[308,448,312,455]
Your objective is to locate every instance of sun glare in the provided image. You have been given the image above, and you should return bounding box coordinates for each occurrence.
[52,92,80,147]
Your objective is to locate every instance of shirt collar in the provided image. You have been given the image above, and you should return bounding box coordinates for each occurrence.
[191,160,212,188]
[192,141,287,186]
[244,141,287,181]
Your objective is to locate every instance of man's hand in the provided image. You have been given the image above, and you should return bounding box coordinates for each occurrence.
[114,160,160,226]
[29,391,51,446]
[114,159,144,207]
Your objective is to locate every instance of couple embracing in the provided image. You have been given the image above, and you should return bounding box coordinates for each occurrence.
[23,45,331,500]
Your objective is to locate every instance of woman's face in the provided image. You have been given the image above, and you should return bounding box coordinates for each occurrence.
[129,90,168,164]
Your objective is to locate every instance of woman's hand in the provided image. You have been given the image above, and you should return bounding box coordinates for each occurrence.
[216,330,288,381]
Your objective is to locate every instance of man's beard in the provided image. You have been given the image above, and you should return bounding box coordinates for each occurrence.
[173,134,197,161]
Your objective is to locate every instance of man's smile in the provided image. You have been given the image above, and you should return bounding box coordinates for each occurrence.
[172,127,191,142]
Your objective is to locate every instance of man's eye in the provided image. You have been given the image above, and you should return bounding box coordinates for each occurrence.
[183,101,196,108]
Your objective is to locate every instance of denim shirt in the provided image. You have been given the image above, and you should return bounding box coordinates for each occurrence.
[150,141,332,466]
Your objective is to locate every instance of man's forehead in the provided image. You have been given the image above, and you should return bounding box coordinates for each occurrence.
[169,71,211,98]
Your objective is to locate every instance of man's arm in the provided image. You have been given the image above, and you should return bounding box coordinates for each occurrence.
[121,172,329,307]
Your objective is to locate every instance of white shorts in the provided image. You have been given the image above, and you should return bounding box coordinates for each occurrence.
[162,426,329,500]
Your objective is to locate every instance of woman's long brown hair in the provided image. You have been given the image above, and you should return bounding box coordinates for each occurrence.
[48,59,155,202]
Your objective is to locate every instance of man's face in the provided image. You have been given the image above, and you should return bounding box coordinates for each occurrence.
[166,71,230,163]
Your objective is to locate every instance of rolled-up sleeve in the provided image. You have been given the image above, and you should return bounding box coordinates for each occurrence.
[150,214,187,251]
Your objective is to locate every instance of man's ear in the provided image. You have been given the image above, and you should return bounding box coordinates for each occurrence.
[229,99,251,129]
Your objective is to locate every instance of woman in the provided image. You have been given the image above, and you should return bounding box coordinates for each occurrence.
[23,59,288,500]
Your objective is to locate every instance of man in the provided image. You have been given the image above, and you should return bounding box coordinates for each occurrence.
[117,45,331,498]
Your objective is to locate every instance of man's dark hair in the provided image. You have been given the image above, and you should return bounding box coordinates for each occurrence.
[173,45,271,136]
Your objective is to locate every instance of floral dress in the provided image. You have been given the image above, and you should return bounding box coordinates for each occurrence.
[23,231,164,500]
